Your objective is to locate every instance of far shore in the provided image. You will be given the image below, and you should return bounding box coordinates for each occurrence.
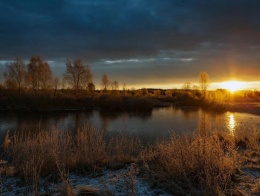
[226,102,260,115]
[1,102,260,116]
[0,89,260,115]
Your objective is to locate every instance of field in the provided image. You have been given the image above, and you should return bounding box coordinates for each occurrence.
[0,125,259,195]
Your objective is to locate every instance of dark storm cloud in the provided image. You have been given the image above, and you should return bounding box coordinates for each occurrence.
[0,0,260,85]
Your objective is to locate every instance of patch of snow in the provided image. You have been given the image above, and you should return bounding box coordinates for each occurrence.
[243,168,260,178]
[1,167,171,195]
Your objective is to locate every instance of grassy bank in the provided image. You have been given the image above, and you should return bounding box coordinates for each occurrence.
[1,89,260,115]
[1,126,259,195]
[0,90,155,112]
[1,126,142,194]
[141,134,236,195]
[0,89,230,112]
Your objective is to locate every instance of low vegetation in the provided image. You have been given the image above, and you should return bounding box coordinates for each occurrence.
[2,88,259,114]
[4,126,142,173]
[1,126,259,195]
[142,133,237,195]
[2,56,260,114]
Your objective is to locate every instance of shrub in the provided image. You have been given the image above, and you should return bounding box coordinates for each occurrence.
[6,126,142,181]
[142,133,238,195]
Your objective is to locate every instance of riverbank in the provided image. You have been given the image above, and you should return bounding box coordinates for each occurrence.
[227,102,260,115]
[1,89,260,116]
[1,126,259,195]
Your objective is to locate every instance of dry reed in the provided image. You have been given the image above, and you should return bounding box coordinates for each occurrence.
[141,133,238,195]
[2,126,259,195]
[4,125,142,194]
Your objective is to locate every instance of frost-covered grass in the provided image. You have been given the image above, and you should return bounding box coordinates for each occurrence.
[141,130,260,195]
[1,126,142,195]
[1,165,170,196]
[6,125,142,172]
[142,133,237,195]
[1,126,259,195]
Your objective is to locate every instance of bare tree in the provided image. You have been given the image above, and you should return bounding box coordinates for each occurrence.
[165,90,172,97]
[88,83,95,93]
[39,61,53,90]
[63,59,93,91]
[111,80,119,91]
[27,56,53,90]
[192,84,199,91]
[54,77,60,92]
[122,83,127,91]
[62,77,66,90]
[27,56,41,90]
[199,71,209,98]
[85,65,93,87]
[121,82,127,95]
[182,82,191,91]
[4,57,26,91]
[101,74,110,91]
[4,79,17,90]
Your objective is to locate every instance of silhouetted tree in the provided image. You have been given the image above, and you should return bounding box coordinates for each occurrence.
[4,57,26,91]
[62,77,66,90]
[199,71,209,98]
[85,65,93,87]
[27,58,39,90]
[192,84,199,91]
[141,88,148,96]
[122,83,126,91]
[122,82,127,95]
[63,59,93,91]
[88,83,95,91]
[153,89,161,96]
[182,82,191,91]
[4,79,17,89]
[27,56,53,90]
[101,74,110,91]
[111,80,119,90]
[39,61,53,90]
[54,77,60,92]
[165,90,172,97]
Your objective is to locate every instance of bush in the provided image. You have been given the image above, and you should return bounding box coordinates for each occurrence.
[6,126,142,178]
[142,133,238,195]
[97,94,153,111]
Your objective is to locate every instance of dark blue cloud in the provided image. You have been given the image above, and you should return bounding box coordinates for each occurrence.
[0,0,260,85]
[1,0,259,58]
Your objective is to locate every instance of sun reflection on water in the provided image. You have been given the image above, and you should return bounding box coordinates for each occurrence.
[228,113,235,135]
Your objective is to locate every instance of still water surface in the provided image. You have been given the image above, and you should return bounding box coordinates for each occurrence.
[0,107,260,143]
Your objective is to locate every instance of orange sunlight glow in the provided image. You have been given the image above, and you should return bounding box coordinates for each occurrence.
[228,113,235,136]
[220,81,246,93]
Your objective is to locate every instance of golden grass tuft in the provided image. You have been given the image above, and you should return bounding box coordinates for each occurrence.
[8,126,142,174]
[1,126,259,195]
[141,133,238,195]
[3,125,142,194]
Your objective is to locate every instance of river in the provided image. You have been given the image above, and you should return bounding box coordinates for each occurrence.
[0,107,260,144]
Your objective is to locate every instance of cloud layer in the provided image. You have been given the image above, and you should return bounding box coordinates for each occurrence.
[0,0,260,87]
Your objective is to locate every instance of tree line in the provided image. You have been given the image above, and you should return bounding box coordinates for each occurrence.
[2,56,209,96]
[2,56,99,92]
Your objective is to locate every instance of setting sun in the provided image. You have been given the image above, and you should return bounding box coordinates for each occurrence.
[221,81,245,93]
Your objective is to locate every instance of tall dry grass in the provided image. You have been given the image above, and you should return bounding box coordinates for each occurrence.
[232,127,260,195]
[2,126,259,195]
[141,133,238,195]
[9,126,142,172]
[4,125,142,194]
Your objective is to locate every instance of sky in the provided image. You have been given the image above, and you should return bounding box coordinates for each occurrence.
[0,0,260,89]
